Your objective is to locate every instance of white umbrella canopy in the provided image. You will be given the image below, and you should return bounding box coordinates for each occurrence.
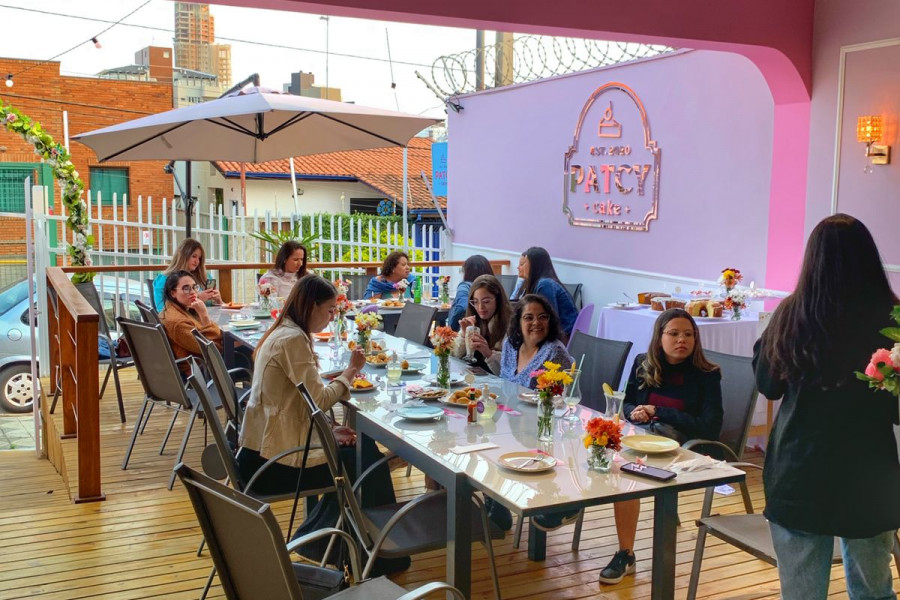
[73,87,440,163]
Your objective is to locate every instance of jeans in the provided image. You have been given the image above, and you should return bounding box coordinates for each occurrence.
[770,521,897,600]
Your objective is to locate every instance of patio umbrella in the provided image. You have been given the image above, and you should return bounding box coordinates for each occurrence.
[73,87,439,233]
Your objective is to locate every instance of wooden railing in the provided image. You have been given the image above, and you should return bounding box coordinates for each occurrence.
[46,267,104,503]
[62,259,510,303]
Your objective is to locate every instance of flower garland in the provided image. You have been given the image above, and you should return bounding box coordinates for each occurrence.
[1,100,93,282]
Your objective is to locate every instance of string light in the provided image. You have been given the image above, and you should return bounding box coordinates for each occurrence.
[92,37,102,49]
[4,74,12,88]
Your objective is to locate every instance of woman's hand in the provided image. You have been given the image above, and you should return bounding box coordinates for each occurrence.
[199,288,221,304]
[629,405,656,423]
[471,331,491,358]
[190,298,210,323]
[341,349,366,381]
[332,425,357,447]
[459,316,476,331]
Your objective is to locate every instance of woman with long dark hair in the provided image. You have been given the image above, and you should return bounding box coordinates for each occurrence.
[448,254,495,331]
[239,275,399,563]
[499,294,573,387]
[452,274,511,374]
[598,307,722,584]
[363,250,416,299]
[159,270,223,375]
[512,247,577,337]
[753,214,900,599]
[259,240,308,298]
[153,238,221,309]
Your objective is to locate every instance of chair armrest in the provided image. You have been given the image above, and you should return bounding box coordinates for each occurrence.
[682,439,741,463]
[227,367,253,385]
[367,490,447,560]
[396,582,466,600]
[726,461,763,471]
[243,444,327,493]
[286,527,361,581]
[350,452,397,494]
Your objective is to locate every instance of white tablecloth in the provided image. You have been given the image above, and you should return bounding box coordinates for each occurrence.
[596,307,763,387]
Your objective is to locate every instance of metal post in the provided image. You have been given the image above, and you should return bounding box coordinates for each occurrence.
[402,147,408,253]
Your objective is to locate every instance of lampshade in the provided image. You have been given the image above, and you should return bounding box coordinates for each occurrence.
[857,115,883,144]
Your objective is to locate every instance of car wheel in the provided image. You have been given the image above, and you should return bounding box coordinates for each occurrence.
[0,364,34,413]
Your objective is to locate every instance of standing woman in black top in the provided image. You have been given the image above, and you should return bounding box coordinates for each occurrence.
[598,308,723,584]
[753,214,900,600]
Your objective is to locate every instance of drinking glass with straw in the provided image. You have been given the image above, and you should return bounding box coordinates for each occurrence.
[564,354,585,422]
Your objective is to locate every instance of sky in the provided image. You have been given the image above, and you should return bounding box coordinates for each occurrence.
[0,0,480,119]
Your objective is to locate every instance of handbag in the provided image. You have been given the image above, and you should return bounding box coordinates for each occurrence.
[115,337,132,358]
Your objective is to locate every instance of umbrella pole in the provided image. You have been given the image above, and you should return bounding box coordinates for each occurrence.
[289,157,299,214]
[402,147,408,254]
[185,160,193,238]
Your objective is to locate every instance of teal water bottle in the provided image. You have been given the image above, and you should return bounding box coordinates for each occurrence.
[413,276,422,303]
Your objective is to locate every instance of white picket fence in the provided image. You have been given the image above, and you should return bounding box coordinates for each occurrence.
[26,187,447,309]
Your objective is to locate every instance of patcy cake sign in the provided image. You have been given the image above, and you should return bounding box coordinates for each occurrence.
[562,82,660,231]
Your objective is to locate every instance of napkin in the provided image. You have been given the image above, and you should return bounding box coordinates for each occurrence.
[668,455,723,473]
[449,442,499,454]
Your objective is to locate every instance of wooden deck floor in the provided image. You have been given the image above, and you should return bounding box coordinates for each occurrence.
[0,371,882,599]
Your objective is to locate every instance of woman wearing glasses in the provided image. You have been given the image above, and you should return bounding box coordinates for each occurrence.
[153,238,221,310]
[499,294,573,387]
[447,255,494,331]
[159,270,223,374]
[453,274,511,374]
[598,307,722,585]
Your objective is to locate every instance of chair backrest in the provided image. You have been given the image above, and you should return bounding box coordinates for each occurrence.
[192,329,242,426]
[567,303,595,350]
[394,302,438,346]
[704,350,757,460]
[187,367,244,487]
[497,274,518,299]
[116,317,192,409]
[74,282,113,340]
[145,278,158,312]
[175,463,305,600]
[344,274,371,300]
[296,383,375,549]
[567,330,632,413]
[134,299,160,325]
[562,282,583,311]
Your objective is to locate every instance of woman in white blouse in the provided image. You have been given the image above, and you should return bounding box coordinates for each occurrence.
[258,240,309,298]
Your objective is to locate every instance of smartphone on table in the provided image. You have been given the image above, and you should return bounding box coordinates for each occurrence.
[620,462,676,482]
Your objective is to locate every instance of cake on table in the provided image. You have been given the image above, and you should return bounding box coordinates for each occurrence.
[686,299,723,318]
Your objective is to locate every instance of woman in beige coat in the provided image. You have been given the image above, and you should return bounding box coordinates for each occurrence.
[237,275,398,559]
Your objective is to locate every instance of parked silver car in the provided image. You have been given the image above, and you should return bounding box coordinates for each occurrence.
[0,277,146,413]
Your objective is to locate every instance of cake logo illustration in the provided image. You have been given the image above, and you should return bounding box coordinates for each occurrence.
[563,82,661,231]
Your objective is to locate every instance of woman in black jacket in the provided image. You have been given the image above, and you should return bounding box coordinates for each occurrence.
[753,214,900,600]
[599,308,722,584]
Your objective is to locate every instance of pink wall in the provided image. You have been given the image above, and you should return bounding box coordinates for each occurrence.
[447,50,774,284]
[806,0,900,289]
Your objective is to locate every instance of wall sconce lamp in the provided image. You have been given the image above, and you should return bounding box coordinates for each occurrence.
[857,115,890,172]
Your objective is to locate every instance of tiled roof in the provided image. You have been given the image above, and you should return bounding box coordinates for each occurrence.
[214,137,445,211]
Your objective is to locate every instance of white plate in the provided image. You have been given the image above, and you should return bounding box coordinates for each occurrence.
[408,387,449,401]
[395,405,444,421]
[230,320,261,329]
[424,374,465,387]
[621,434,680,454]
[401,362,427,374]
[349,382,378,394]
[518,391,540,405]
[606,302,643,310]
[498,451,557,473]
[366,359,389,368]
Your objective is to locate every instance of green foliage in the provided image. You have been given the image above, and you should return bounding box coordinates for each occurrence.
[250,224,318,258]
[880,327,900,342]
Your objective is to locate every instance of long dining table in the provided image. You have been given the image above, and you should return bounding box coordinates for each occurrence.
[214,307,746,599]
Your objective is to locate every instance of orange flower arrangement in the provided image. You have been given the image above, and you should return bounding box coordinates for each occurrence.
[583,416,624,450]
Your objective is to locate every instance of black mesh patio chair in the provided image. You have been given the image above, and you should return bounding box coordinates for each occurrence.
[134,298,160,325]
[175,463,465,600]
[497,274,518,299]
[191,329,252,436]
[513,329,633,551]
[145,278,158,312]
[297,383,502,599]
[187,369,336,600]
[393,303,438,347]
[117,317,220,490]
[562,282,583,311]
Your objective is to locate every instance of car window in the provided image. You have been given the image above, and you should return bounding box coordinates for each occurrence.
[0,280,30,316]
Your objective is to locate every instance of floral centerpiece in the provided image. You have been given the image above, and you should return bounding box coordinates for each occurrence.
[430,326,458,389]
[438,275,451,304]
[257,280,277,313]
[718,267,743,292]
[531,361,574,442]
[354,312,382,353]
[723,288,748,321]
[332,279,352,343]
[393,278,409,298]
[856,305,900,462]
[583,416,623,472]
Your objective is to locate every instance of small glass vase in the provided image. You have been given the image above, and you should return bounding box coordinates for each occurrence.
[587,444,614,472]
[731,305,743,321]
[332,315,345,349]
[259,295,272,310]
[356,328,370,353]
[439,284,450,305]
[435,352,451,389]
[537,394,554,442]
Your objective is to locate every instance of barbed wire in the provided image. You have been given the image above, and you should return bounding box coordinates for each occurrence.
[429,35,676,96]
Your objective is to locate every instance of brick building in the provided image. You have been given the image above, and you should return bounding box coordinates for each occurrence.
[0,57,173,258]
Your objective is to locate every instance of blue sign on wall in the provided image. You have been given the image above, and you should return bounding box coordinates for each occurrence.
[431,142,448,197]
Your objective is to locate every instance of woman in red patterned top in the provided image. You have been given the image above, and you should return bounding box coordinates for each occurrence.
[599,307,722,585]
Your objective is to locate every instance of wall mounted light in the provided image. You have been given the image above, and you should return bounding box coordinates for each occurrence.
[857,115,890,172]
[92,37,102,49]
[4,74,12,88]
